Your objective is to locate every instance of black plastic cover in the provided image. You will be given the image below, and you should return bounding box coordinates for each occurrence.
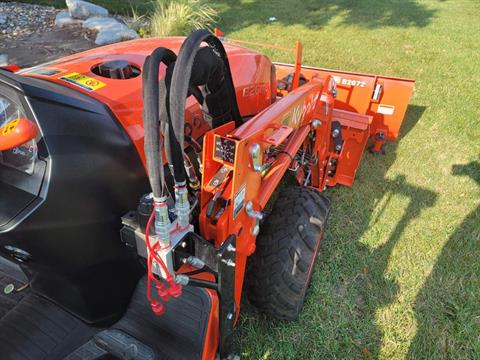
[0,69,149,324]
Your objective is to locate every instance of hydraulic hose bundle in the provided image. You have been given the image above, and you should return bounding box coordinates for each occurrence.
[142,47,183,315]
[169,29,242,144]
[142,30,242,315]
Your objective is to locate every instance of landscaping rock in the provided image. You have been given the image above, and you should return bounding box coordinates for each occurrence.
[82,16,119,31]
[82,16,139,45]
[55,10,83,27]
[95,24,139,45]
[66,0,108,20]
[0,2,58,38]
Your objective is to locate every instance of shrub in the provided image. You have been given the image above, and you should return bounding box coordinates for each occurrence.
[150,0,218,37]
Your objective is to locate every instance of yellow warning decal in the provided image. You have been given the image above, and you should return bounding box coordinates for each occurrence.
[59,72,106,92]
[1,119,19,136]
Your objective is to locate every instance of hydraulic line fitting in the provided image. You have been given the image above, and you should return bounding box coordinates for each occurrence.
[174,182,190,228]
[153,197,171,247]
[183,256,206,269]
[184,156,201,190]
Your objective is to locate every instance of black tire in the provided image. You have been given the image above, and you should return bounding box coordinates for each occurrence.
[247,186,331,320]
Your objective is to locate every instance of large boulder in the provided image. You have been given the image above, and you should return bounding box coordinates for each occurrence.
[95,23,139,45]
[82,16,119,31]
[55,10,83,27]
[66,0,108,20]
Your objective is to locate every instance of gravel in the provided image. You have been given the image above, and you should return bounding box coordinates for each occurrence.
[0,2,59,38]
[0,1,140,67]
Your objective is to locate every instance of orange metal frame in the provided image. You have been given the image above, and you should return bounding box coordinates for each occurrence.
[196,35,414,323]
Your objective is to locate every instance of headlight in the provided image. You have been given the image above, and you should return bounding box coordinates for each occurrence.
[0,94,25,127]
[0,93,38,175]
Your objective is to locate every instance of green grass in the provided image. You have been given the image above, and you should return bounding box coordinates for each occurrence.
[20,0,480,358]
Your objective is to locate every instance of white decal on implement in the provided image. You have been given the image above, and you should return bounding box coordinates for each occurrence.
[377,104,395,115]
[233,184,246,219]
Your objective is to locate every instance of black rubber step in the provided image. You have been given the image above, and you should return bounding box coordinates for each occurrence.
[0,259,96,360]
[67,278,213,360]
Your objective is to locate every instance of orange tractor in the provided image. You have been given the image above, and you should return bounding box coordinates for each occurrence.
[0,30,414,359]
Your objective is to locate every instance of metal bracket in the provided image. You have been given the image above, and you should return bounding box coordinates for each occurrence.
[217,235,236,359]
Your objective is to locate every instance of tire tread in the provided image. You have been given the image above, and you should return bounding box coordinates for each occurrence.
[247,186,330,320]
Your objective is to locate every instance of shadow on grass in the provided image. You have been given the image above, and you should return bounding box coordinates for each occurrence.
[407,161,480,359]
[218,0,436,32]
[238,105,440,358]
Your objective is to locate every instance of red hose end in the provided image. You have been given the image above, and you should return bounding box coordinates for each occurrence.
[156,283,171,301]
[150,300,166,316]
[168,281,183,298]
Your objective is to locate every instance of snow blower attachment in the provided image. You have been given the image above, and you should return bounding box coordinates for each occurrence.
[0,29,414,359]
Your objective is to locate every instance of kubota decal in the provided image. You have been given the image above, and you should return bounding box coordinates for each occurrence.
[242,84,267,97]
[291,104,303,126]
[59,72,106,92]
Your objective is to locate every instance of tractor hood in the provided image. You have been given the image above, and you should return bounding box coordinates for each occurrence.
[16,37,274,168]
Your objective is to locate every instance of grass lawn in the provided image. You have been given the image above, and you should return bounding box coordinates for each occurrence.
[20,0,480,359]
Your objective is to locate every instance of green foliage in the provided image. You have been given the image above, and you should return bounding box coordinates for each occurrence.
[149,0,217,37]
[124,4,148,37]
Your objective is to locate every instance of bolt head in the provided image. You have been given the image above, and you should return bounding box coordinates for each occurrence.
[249,143,260,156]
[4,284,14,295]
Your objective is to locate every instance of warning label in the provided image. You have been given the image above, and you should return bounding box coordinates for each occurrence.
[59,72,106,92]
[233,184,246,219]
[1,119,19,136]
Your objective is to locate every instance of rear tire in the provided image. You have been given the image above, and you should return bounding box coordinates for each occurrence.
[247,186,330,320]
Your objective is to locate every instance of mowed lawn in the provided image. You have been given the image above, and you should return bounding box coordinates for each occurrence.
[23,0,480,359]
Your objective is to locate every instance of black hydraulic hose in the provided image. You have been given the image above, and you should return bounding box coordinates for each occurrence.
[169,30,242,184]
[142,47,177,198]
[185,277,218,290]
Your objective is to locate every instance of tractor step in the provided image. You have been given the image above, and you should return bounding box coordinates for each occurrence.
[0,258,213,360]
